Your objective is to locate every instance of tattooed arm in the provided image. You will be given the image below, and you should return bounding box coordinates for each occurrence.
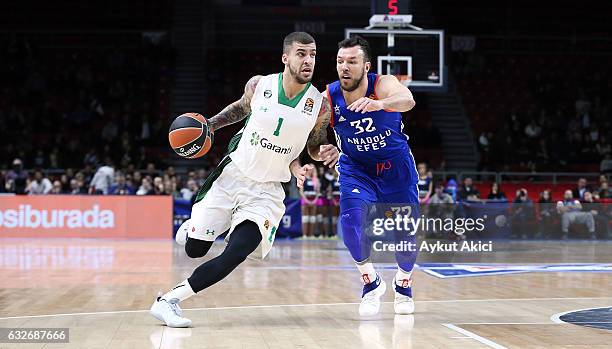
[207,75,262,132]
[306,95,339,167]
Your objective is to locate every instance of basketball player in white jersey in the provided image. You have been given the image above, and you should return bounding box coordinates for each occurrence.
[150,32,338,327]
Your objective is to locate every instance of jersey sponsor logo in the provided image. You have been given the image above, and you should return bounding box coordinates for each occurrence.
[250,132,293,155]
[250,132,261,146]
[352,188,361,193]
[303,98,314,114]
[264,219,270,230]
[338,115,346,122]
[346,130,392,152]
[263,90,272,98]
[205,229,215,236]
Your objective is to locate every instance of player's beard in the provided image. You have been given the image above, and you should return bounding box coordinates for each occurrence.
[340,70,365,92]
[288,62,312,84]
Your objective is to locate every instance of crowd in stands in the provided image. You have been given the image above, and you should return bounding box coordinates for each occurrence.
[1,157,208,203]
[454,52,612,172]
[0,35,173,172]
[418,170,612,240]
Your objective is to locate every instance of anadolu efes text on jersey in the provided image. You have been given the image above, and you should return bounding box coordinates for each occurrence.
[327,73,410,162]
[230,73,322,183]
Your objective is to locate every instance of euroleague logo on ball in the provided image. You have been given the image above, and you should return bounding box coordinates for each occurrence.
[178,143,202,157]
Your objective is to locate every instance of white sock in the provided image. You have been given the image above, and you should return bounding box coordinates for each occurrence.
[395,268,413,288]
[161,279,195,302]
[356,262,377,285]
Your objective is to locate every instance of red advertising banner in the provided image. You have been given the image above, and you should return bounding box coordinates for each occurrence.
[0,195,172,238]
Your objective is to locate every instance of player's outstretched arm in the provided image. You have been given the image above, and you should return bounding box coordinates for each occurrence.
[208,75,262,132]
[306,96,339,168]
[375,75,416,112]
[347,75,416,113]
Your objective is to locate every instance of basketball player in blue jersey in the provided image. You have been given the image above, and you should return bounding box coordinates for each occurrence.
[325,36,418,316]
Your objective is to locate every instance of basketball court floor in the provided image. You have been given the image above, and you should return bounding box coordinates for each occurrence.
[0,238,610,348]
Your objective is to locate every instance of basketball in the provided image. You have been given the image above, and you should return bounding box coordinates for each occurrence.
[168,112,214,159]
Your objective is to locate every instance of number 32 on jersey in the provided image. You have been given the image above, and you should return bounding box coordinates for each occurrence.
[350,117,376,135]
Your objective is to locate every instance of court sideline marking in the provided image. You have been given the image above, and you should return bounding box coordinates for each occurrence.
[442,323,508,349]
[0,296,610,321]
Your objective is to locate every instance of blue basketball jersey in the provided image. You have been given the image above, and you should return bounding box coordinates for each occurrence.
[327,73,410,167]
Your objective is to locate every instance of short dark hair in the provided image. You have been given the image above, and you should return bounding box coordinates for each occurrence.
[283,32,315,53]
[338,36,372,62]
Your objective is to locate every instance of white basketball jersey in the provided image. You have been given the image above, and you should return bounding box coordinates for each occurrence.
[229,73,322,182]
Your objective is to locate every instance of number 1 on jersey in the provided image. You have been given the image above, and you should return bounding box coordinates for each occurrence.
[273,117,284,136]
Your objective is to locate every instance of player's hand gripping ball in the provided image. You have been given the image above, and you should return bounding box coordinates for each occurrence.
[168,113,214,159]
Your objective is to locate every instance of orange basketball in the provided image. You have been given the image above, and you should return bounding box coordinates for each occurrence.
[168,112,213,159]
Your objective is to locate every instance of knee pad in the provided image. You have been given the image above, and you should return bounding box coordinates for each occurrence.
[185,237,213,258]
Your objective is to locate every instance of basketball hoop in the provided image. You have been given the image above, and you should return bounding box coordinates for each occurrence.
[395,74,411,85]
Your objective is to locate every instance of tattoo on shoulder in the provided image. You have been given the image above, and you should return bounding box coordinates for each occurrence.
[245,75,262,97]
[209,75,262,131]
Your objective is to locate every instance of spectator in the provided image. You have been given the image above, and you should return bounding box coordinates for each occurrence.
[164,179,181,198]
[511,188,534,239]
[153,176,165,195]
[445,178,459,201]
[430,184,454,204]
[109,173,134,195]
[417,163,433,204]
[581,191,610,238]
[89,158,115,194]
[59,174,71,193]
[180,179,199,201]
[557,190,596,240]
[598,181,611,199]
[26,169,53,195]
[70,178,87,194]
[537,189,556,238]
[50,180,63,194]
[458,177,480,201]
[572,178,592,200]
[136,177,154,195]
[429,184,455,238]
[487,182,506,200]
[5,158,28,194]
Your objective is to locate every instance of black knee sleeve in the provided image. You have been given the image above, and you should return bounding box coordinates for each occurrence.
[184,237,213,258]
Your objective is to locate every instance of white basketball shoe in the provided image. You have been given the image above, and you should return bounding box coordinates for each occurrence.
[393,277,414,315]
[150,297,191,328]
[175,219,190,246]
[359,275,387,316]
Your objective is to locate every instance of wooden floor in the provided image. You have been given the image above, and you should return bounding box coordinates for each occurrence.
[0,238,611,348]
